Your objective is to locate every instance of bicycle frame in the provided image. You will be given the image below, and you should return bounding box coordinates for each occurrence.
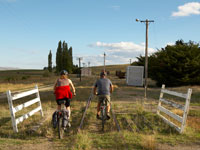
[57,101,69,139]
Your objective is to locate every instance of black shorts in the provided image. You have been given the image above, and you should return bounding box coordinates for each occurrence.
[56,98,70,107]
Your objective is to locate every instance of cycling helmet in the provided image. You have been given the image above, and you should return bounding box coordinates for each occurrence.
[100,71,107,77]
[60,70,68,75]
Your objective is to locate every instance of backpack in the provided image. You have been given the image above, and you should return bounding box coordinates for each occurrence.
[62,110,69,127]
[52,111,58,128]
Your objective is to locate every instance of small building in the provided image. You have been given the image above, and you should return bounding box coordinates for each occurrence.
[126,66,144,86]
[81,67,92,76]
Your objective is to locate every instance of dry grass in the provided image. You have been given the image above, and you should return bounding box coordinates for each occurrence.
[141,135,156,150]
[171,109,183,116]
[72,131,92,150]
[0,68,200,150]
[0,83,44,93]
[187,116,200,131]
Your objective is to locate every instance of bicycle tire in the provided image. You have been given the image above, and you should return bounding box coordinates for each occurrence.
[58,114,64,139]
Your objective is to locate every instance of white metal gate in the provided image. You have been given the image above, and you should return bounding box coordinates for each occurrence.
[7,85,43,132]
[157,84,192,133]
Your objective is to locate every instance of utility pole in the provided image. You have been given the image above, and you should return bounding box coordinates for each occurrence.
[130,59,132,65]
[88,61,90,68]
[76,57,83,81]
[136,19,154,100]
[104,52,106,72]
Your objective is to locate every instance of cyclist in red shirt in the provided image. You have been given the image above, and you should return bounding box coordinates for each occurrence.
[54,70,76,126]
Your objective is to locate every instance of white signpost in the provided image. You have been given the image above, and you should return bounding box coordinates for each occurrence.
[126,66,144,86]
[81,67,92,76]
[7,85,43,132]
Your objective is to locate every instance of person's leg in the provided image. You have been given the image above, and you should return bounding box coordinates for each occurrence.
[66,106,71,118]
[65,99,71,118]
[107,104,110,114]
[106,95,111,119]
[96,96,102,119]
[56,100,61,110]
[64,99,71,127]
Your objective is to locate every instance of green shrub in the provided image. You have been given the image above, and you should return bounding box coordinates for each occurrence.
[21,76,30,80]
[5,76,19,82]
[134,40,200,86]
[43,70,51,77]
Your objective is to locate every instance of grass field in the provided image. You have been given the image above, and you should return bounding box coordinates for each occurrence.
[0,65,200,150]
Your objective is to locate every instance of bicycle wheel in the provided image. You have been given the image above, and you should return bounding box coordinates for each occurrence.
[58,114,64,139]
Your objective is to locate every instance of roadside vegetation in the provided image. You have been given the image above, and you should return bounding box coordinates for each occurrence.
[133,40,200,86]
[0,66,200,150]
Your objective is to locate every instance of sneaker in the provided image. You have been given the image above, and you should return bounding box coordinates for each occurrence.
[67,122,71,128]
[106,114,110,120]
[96,114,100,120]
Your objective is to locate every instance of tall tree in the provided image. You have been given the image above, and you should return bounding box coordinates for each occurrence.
[55,40,74,73]
[62,41,70,71]
[48,50,52,72]
[56,41,62,73]
[68,46,73,72]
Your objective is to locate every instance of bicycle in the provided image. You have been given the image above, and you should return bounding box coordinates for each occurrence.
[56,100,70,139]
[100,98,107,131]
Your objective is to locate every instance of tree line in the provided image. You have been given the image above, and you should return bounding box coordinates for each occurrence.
[48,40,76,73]
[132,40,200,86]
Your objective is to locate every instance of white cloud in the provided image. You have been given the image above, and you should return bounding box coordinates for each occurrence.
[90,41,155,54]
[74,54,103,67]
[166,42,174,46]
[84,41,155,66]
[172,2,200,17]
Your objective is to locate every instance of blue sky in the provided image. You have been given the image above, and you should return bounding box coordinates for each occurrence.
[0,0,200,69]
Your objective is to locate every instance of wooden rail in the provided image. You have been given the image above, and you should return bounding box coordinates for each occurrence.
[78,93,93,132]
[111,103,121,132]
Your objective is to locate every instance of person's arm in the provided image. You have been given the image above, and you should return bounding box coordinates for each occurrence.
[110,84,114,94]
[93,86,97,95]
[69,79,76,96]
[110,80,114,94]
[53,80,58,94]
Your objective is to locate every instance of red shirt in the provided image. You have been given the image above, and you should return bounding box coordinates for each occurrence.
[55,85,72,100]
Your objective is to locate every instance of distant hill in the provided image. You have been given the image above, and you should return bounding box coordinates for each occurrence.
[91,64,129,75]
[0,67,20,71]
